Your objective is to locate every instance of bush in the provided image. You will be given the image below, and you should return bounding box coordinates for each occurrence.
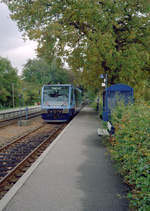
[108,102,150,210]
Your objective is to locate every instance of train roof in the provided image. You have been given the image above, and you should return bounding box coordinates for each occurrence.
[43,84,73,87]
[42,84,81,92]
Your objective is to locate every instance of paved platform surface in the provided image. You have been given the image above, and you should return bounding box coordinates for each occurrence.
[2,107,128,211]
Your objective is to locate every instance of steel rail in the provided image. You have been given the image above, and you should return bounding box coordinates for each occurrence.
[0,124,45,152]
[0,123,66,198]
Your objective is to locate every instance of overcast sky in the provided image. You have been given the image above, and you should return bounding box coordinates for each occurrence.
[0,3,37,75]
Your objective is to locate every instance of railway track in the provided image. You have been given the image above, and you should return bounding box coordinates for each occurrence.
[0,123,66,199]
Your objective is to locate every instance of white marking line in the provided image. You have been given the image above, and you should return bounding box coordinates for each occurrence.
[107,121,112,131]
[0,120,73,211]
[97,128,109,136]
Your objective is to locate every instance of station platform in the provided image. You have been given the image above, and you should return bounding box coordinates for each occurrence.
[0,107,128,211]
[0,106,40,114]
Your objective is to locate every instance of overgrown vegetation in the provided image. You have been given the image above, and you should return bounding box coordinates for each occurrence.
[20,58,73,106]
[0,1,150,209]
[107,102,150,210]
[22,58,72,85]
[0,57,20,108]
[3,0,150,99]
[0,56,73,108]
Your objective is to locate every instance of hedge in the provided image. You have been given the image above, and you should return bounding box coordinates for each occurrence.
[107,102,150,210]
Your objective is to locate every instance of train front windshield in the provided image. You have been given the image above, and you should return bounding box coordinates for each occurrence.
[43,86,69,106]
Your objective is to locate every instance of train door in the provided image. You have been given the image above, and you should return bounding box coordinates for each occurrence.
[70,88,75,106]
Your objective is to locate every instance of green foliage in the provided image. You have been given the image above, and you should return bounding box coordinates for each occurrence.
[20,58,73,105]
[109,102,150,210]
[98,95,103,118]
[25,87,40,105]
[22,58,72,85]
[3,0,150,97]
[0,57,20,107]
[84,89,97,103]
[18,81,40,106]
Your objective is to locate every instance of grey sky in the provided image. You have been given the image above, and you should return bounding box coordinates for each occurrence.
[0,3,37,74]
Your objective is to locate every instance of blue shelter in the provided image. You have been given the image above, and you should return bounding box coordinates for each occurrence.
[102,84,134,121]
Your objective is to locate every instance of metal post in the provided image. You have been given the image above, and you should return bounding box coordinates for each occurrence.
[23,95,24,107]
[105,73,108,120]
[19,95,22,121]
[105,74,107,88]
[12,83,15,108]
[25,107,28,120]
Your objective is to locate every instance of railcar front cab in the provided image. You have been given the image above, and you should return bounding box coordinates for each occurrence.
[41,84,81,122]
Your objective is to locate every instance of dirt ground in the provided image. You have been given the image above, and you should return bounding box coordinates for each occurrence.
[0,117,44,148]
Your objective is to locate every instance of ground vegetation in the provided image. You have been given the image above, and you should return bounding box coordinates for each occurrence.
[108,102,150,210]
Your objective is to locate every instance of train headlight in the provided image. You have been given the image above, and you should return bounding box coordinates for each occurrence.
[42,109,47,113]
[63,109,69,113]
[63,103,68,106]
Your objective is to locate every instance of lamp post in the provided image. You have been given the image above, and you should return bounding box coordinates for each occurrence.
[100,73,107,88]
[22,88,28,120]
[100,73,108,120]
[19,94,22,122]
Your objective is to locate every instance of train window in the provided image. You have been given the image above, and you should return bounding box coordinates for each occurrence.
[43,86,69,106]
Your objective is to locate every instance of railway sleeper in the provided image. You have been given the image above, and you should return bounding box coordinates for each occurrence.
[0,160,17,164]
[0,166,12,171]
[0,163,16,168]
[14,172,23,178]
[0,172,7,177]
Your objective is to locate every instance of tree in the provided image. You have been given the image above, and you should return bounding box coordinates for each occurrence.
[3,0,150,99]
[22,59,52,85]
[0,57,20,107]
[22,58,72,85]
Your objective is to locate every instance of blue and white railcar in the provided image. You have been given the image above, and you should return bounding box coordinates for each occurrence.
[41,84,82,122]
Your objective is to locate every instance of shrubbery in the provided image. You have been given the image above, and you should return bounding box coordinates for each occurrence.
[108,102,150,210]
